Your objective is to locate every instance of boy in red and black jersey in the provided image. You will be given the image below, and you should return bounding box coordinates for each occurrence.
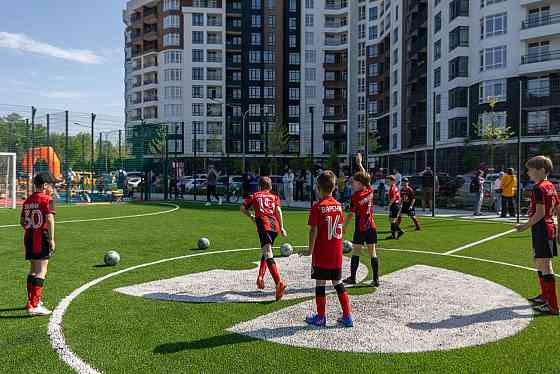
[387,175,404,239]
[20,173,56,316]
[516,156,560,315]
[241,176,287,301]
[342,153,380,287]
[398,178,421,231]
[303,170,352,327]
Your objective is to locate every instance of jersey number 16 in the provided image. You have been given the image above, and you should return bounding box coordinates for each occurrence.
[325,215,343,240]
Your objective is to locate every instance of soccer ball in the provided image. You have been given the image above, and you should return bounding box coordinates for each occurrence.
[104,251,120,266]
[280,243,293,257]
[197,237,210,250]
[343,240,353,254]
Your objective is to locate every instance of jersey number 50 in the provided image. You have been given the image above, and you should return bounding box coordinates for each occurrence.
[24,209,43,230]
[325,215,343,240]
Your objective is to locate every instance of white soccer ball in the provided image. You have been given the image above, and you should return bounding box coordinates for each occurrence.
[343,240,353,254]
[197,237,210,250]
[280,243,293,257]
[104,251,120,266]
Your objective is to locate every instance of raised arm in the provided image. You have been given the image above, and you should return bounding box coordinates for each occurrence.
[355,153,366,174]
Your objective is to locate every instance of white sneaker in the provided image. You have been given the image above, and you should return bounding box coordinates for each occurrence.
[205,202,211,206]
[28,304,52,316]
[218,197,223,205]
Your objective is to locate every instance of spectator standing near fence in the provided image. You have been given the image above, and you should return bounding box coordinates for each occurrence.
[471,170,485,216]
[282,168,295,206]
[205,165,222,206]
[494,172,504,215]
[421,167,435,212]
[295,170,305,201]
[501,168,517,218]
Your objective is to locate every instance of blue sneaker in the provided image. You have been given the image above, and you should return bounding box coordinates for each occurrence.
[305,313,326,327]
[337,315,354,327]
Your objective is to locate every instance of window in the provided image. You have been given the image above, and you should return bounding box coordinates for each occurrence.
[305,86,316,98]
[289,70,300,82]
[249,50,261,63]
[305,50,316,63]
[163,33,180,47]
[289,87,300,100]
[481,0,507,8]
[192,67,204,80]
[289,35,297,48]
[263,104,275,116]
[268,15,276,27]
[289,0,297,12]
[369,6,378,21]
[207,122,223,135]
[392,91,398,107]
[527,110,550,135]
[263,51,273,63]
[448,87,468,109]
[164,69,182,81]
[478,112,507,134]
[435,94,441,114]
[393,48,398,64]
[207,49,222,63]
[192,104,203,116]
[305,0,313,9]
[164,86,182,99]
[192,13,204,26]
[207,31,222,44]
[449,0,469,21]
[369,26,378,40]
[264,87,275,98]
[359,5,366,20]
[393,28,399,43]
[305,14,314,27]
[249,104,261,116]
[289,53,300,65]
[481,13,507,39]
[449,56,469,80]
[207,14,222,26]
[207,140,222,153]
[249,68,261,81]
[207,67,222,80]
[163,15,180,29]
[392,133,398,150]
[480,46,507,71]
[249,140,263,152]
[264,69,275,81]
[367,45,378,58]
[249,86,261,98]
[164,104,183,117]
[449,26,469,51]
[434,12,442,33]
[251,32,261,45]
[448,117,468,138]
[288,123,300,136]
[289,106,300,117]
[192,121,204,135]
[251,0,261,9]
[251,14,261,27]
[305,32,314,45]
[479,79,507,103]
[289,17,297,30]
[232,71,241,81]
[232,88,242,99]
[164,51,182,64]
[267,0,274,8]
[163,0,180,11]
[435,121,441,141]
[434,67,441,87]
[305,68,316,81]
[192,139,204,153]
[434,40,442,60]
[192,86,203,98]
[192,31,204,44]
[192,49,204,62]
[527,78,550,97]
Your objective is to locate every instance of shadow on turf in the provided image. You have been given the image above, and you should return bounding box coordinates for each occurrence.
[0,307,31,319]
[154,333,255,353]
[93,264,113,268]
[407,304,533,330]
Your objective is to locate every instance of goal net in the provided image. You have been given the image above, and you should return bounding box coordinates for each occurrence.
[0,153,17,209]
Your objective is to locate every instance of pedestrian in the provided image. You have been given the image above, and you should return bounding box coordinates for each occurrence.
[205,165,222,206]
[282,168,295,206]
[306,170,313,201]
[501,168,517,218]
[471,170,485,216]
[377,179,386,207]
[494,172,504,215]
[421,167,435,212]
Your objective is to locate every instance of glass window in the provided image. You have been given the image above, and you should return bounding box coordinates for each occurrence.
[449,26,469,51]
[480,46,507,71]
[479,79,507,103]
[192,13,204,26]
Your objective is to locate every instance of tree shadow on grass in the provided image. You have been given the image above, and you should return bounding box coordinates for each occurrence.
[154,333,255,354]
[407,304,533,330]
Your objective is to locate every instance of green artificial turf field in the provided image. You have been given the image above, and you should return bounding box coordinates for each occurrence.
[1,202,559,373]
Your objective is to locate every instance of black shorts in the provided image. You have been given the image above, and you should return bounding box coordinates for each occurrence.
[532,225,558,259]
[256,222,278,248]
[353,228,377,245]
[25,231,53,261]
[400,203,416,217]
[389,203,401,218]
[311,266,342,281]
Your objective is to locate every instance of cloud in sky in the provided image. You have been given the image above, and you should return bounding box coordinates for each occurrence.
[38,90,85,99]
[0,32,102,64]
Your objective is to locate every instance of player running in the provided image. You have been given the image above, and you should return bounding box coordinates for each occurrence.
[397,177,421,231]
[240,176,287,301]
[387,175,404,239]
[342,153,380,287]
[302,171,353,327]
[21,173,56,316]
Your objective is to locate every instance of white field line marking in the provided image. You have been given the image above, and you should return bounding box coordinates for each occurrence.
[50,244,546,374]
[443,229,517,255]
[0,203,180,229]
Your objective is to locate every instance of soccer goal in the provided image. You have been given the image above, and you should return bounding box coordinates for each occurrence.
[0,153,17,209]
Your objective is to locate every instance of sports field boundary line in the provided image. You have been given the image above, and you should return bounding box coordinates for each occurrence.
[443,229,517,255]
[0,203,180,229]
[49,244,548,374]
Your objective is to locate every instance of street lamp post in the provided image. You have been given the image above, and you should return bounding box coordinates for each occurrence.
[309,106,315,208]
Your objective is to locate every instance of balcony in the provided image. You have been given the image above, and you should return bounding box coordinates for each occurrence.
[132,81,142,88]
[144,96,158,102]
[521,13,560,40]
[143,75,158,85]
[143,58,158,69]
[144,25,158,41]
[325,0,348,10]
[522,49,560,64]
[131,13,142,25]
[143,7,158,23]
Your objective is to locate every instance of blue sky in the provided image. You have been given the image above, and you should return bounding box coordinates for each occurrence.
[0,1,128,119]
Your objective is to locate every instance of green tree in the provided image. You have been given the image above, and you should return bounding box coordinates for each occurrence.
[326,149,339,171]
[267,119,289,174]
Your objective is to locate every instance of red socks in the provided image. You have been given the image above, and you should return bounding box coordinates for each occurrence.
[316,286,326,317]
[26,275,33,306]
[258,256,268,279]
[335,284,351,317]
[266,258,281,285]
[29,277,45,308]
[538,271,545,296]
[543,274,558,312]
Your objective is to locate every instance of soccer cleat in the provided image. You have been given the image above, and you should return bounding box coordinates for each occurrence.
[415,227,421,231]
[370,279,380,287]
[397,231,405,239]
[27,304,52,316]
[275,281,286,301]
[256,277,265,290]
[534,304,559,316]
[343,277,356,285]
[528,295,546,305]
[305,313,326,327]
[337,315,354,327]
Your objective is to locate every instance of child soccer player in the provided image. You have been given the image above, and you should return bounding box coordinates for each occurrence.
[240,176,287,301]
[343,153,380,287]
[21,173,56,316]
[303,171,353,327]
[516,156,560,315]
[398,178,421,231]
[387,175,404,239]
